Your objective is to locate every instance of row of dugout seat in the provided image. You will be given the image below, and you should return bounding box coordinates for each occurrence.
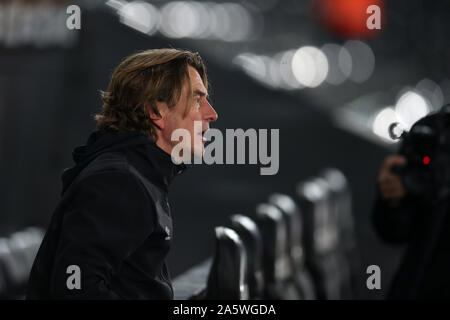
[173,167,362,300]
[0,228,44,299]
[1,168,359,300]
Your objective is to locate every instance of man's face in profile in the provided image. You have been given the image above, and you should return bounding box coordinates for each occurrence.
[160,66,218,160]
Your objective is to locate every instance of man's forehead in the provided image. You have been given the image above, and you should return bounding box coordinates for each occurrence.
[188,66,207,94]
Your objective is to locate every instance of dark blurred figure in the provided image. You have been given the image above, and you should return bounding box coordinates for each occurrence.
[373,109,450,299]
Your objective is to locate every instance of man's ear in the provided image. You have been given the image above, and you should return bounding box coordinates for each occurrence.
[148,101,167,130]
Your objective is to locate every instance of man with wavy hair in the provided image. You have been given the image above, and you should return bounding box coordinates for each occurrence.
[27,49,218,299]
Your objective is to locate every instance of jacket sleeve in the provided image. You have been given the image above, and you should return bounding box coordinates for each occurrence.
[49,171,155,299]
[372,191,421,244]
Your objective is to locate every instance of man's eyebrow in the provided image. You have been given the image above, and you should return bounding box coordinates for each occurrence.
[193,89,208,97]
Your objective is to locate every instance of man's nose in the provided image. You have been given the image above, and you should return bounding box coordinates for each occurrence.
[204,101,218,123]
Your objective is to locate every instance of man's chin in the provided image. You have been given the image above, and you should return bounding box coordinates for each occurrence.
[170,142,205,164]
[192,145,205,163]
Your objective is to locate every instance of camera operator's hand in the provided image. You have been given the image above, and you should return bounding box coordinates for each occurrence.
[377,155,406,201]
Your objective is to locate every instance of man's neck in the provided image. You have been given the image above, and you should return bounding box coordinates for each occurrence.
[155,139,173,157]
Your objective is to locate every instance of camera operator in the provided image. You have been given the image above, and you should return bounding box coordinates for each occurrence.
[373,108,450,299]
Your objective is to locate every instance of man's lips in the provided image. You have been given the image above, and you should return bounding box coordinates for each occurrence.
[198,130,208,142]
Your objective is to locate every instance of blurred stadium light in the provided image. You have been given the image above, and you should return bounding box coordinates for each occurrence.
[107,0,254,41]
[234,46,330,90]
[277,50,303,90]
[395,89,431,130]
[415,79,444,112]
[292,46,329,88]
[321,44,352,86]
[117,1,160,35]
[0,1,78,48]
[2,0,447,148]
[344,40,375,84]
[371,107,399,143]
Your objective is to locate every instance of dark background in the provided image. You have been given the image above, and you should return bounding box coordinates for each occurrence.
[1,0,449,299]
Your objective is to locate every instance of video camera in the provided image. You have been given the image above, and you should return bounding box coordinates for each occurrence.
[389,104,450,200]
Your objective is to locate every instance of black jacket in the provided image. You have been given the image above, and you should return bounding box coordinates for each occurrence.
[26,131,186,299]
[373,193,450,299]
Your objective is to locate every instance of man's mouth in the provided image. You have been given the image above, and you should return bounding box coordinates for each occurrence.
[199,129,208,143]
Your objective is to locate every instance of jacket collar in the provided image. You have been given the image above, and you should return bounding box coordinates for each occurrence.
[139,141,188,191]
[62,130,187,195]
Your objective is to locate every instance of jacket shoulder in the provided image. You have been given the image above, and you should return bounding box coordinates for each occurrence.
[73,151,161,202]
[64,151,137,195]
[83,151,130,175]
